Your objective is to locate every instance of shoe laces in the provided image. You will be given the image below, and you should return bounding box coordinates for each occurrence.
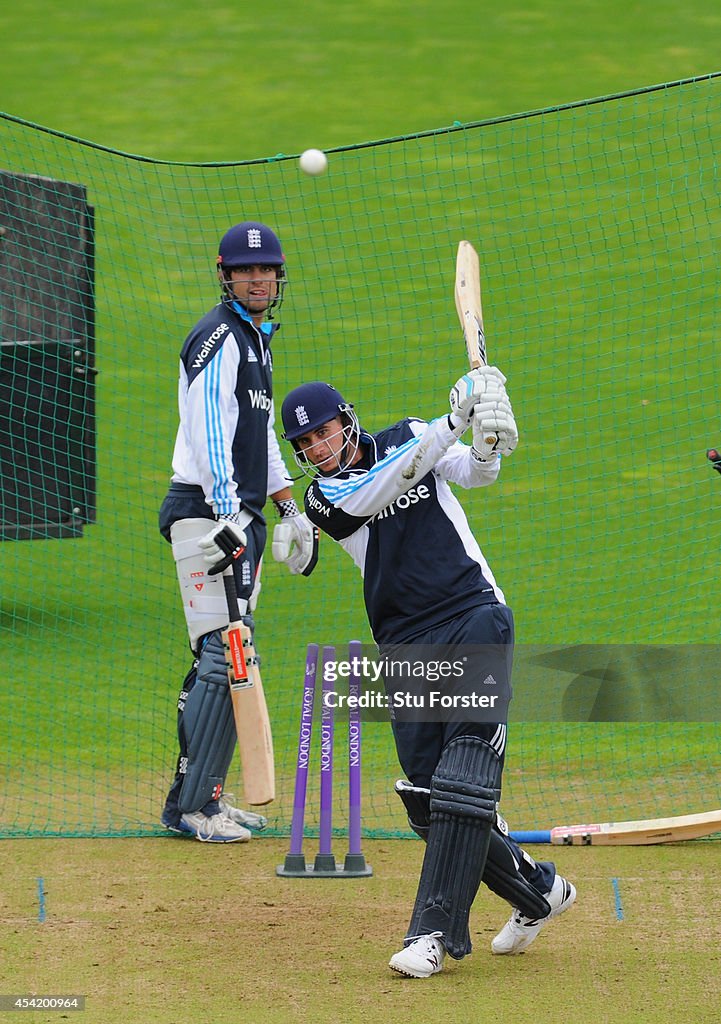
[408,931,445,951]
[195,811,235,842]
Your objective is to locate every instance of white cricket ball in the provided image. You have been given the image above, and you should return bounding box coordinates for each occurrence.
[299,148,328,176]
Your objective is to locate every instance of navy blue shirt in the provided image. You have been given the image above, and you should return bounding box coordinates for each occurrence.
[304,415,506,643]
[169,300,290,522]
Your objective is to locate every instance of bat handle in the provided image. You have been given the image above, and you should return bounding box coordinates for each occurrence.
[222,566,242,622]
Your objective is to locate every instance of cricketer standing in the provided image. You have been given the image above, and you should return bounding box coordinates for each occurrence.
[275,370,576,976]
[158,221,317,843]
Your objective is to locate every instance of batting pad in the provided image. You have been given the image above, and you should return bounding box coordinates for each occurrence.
[177,631,236,813]
[483,830,552,920]
[171,518,230,651]
[406,735,500,959]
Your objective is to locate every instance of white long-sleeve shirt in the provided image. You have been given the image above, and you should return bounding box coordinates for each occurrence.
[170,300,291,521]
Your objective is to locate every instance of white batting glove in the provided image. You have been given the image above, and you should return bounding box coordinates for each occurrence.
[271,500,319,576]
[449,366,508,435]
[472,393,519,460]
[198,516,247,576]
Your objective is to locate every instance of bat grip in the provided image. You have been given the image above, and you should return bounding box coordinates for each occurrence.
[222,567,242,622]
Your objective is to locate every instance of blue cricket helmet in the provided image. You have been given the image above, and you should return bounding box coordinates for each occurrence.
[217,221,285,268]
[281,382,353,442]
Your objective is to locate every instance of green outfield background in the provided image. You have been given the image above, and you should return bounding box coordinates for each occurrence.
[2,6,721,1024]
[1,1,720,845]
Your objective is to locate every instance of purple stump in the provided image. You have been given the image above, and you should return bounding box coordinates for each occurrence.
[314,645,337,872]
[343,640,372,876]
[347,639,362,857]
[276,643,318,876]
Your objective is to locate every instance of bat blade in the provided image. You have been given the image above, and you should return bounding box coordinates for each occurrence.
[454,239,487,368]
[513,808,721,846]
[222,568,275,806]
[454,238,498,449]
[223,619,275,805]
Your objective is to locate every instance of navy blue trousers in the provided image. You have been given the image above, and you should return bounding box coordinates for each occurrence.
[384,602,555,897]
[386,602,514,787]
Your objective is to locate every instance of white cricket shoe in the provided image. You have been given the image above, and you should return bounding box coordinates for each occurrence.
[218,795,268,832]
[178,810,251,843]
[491,874,576,955]
[389,932,446,978]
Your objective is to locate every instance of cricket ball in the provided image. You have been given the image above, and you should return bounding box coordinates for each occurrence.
[299,148,328,176]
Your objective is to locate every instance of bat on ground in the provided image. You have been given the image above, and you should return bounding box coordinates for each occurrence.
[222,567,275,805]
[510,807,721,846]
[454,239,498,447]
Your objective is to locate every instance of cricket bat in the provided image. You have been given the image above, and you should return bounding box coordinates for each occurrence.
[511,808,721,846]
[455,239,488,368]
[222,567,275,805]
[454,238,497,446]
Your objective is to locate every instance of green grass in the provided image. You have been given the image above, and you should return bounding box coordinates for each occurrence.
[2,838,721,1024]
[1,0,720,160]
[1,1,720,840]
[1,8,720,1024]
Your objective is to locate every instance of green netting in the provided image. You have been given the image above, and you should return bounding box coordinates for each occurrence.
[1,72,720,840]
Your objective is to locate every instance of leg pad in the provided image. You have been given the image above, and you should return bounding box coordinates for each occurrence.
[395,779,551,919]
[178,631,236,813]
[406,736,501,959]
[394,780,430,840]
[484,830,552,919]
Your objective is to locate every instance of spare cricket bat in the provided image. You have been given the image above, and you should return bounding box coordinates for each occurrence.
[511,808,721,846]
[454,238,497,447]
[222,568,275,805]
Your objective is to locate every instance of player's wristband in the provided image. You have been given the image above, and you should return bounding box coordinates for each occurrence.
[215,508,254,531]
[217,510,243,524]
[275,497,301,518]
